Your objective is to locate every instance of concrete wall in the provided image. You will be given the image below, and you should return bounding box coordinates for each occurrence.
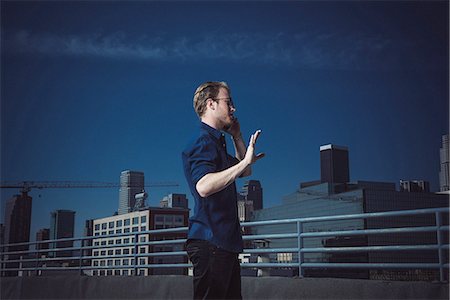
[1,275,448,299]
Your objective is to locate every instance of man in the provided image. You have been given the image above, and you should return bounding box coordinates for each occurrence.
[182,81,264,299]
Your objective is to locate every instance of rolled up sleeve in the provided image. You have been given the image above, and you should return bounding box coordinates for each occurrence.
[189,137,218,185]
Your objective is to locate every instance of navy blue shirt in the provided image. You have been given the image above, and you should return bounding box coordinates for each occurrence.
[182,122,243,253]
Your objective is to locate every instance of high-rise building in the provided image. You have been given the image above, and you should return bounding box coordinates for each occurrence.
[118,170,145,214]
[320,144,350,186]
[36,228,50,257]
[50,210,75,257]
[439,134,449,192]
[4,192,32,250]
[160,193,188,209]
[2,192,32,276]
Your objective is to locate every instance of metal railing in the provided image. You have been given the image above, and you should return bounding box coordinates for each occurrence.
[1,207,448,281]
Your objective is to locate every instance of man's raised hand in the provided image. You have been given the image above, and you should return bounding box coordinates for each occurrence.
[244,130,265,165]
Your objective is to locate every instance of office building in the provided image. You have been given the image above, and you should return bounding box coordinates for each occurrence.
[118,170,145,214]
[160,193,188,209]
[320,144,350,187]
[50,210,75,257]
[36,228,50,257]
[439,134,449,192]
[91,206,189,276]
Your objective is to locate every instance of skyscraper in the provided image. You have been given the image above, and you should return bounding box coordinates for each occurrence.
[439,134,449,192]
[50,210,75,257]
[320,144,350,186]
[2,192,32,276]
[118,170,145,214]
[241,180,263,210]
[4,192,32,250]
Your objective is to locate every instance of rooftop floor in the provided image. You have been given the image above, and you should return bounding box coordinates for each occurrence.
[1,275,449,299]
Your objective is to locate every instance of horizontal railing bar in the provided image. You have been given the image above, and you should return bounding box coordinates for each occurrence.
[243,248,298,254]
[301,245,442,253]
[300,263,450,269]
[300,225,450,238]
[242,233,298,240]
[4,262,448,273]
[241,207,449,227]
[241,263,299,268]
[146,239,187,246]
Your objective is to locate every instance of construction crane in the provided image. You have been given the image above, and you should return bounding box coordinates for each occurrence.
[0,180,179,211]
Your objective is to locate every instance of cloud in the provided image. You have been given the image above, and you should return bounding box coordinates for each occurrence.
[3,29,433,70]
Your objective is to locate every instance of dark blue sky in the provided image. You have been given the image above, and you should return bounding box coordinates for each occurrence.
[1,1,448,238]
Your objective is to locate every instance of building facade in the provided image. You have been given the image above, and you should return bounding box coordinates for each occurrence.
[91,205,189,276]
[118,170,145,214]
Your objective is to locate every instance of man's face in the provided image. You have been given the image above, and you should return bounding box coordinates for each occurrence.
[214,88,236,130]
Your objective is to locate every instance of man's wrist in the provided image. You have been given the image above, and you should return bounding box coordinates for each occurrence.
[232,133,243,142]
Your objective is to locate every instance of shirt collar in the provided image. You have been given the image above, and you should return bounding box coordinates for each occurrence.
[200,122,224,141]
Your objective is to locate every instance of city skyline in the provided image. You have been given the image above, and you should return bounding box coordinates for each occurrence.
[1,1,448,239]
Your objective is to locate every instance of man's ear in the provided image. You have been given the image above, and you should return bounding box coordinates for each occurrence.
[207,98,216,111]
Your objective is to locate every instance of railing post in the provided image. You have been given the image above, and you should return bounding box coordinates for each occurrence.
[35,244,40,276]
[134,233,139,276]
[0,244,4,277]
[297,221,304,277]
[435,212,444,282]
[79,238,84,276]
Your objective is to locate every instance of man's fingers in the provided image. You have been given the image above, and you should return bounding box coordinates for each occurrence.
[256,153,265,160]
[254,130,262,143]
[250,130,262,146]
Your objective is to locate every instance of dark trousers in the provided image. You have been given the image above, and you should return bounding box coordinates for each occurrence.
[186,239,242,300]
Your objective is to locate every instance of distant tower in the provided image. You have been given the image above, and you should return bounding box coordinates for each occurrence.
[241,180,263,210]
[4,192,32,251]
[439,134,449,192]
[50,210,75,257]
[118,170,145,214]
[320,144,350,185]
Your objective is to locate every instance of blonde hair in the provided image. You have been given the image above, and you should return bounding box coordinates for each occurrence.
[193,81,229,118]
